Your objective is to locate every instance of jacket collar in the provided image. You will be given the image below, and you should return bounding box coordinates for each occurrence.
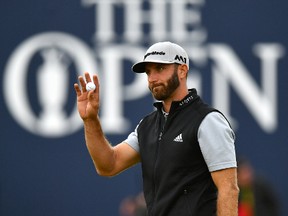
[153,88,199,114]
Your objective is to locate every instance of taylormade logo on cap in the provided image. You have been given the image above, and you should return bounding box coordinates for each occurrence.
[132,41,189,73]
[144,51,166,59]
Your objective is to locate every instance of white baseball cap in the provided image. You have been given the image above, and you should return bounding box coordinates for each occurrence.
[132,41,189,73]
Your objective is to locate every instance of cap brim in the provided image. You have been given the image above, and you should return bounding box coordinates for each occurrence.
[132,60,175,73]
[132,61,146,73]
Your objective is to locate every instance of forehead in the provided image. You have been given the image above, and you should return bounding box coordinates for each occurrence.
[145,62,172,70]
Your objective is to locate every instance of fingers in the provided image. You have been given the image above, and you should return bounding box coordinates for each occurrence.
[87,74,100,102]
[79,75,87,93]
[85,72,92,83]
[74,72,99,95]
[74,83,82,97]
[93,74,99,93]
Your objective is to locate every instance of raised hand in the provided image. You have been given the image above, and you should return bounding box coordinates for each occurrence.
[74,72,100,121]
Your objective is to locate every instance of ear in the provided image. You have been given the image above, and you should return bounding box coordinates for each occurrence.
[178,64,188,79]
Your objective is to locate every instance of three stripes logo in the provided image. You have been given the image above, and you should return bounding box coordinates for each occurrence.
[173,133,183,142]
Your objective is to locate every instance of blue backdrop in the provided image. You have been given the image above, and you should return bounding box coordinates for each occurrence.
[1,0,288,215]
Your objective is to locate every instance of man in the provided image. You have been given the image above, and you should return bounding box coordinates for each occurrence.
[237,157,280,216]
[74,41,239,216]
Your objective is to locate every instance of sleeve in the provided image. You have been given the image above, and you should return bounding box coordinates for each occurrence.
[124,124,140,153]
[198,112,237,172]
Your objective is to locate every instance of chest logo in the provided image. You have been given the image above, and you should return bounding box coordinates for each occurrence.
[173,133,183,142]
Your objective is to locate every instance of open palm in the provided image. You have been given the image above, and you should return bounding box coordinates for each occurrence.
[74,72,100,121]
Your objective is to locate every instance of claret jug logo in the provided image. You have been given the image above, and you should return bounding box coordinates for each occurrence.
[3,0,285,137]
[3,32,97,137]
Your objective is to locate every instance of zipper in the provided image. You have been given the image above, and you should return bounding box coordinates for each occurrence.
[158,113,167,141]
[151,112,168,215]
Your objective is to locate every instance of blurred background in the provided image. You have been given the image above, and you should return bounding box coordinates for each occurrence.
[1,0,287,215]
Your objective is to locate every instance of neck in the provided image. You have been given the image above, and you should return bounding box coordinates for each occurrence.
[162,87,189,112]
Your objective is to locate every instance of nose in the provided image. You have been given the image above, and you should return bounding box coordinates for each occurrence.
[147,70,158,83]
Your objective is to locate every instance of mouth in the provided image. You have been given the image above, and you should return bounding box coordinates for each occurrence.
[150,83,163,90]
[150,85,163,93]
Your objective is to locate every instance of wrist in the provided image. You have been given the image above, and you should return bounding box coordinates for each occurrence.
[83,116,103,133]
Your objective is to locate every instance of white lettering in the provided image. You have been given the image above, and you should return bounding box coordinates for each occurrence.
[98,44,149,133]
[122,0,144,43]
[82,0,206,43]
[82,0,119,43]
[209,44,284,133]
[170,0,207,43]
[3,1,285,138]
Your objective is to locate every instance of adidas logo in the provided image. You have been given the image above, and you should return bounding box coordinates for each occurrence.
[173,133,183,142]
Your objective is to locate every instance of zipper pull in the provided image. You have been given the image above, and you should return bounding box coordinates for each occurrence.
[158,132,163,140]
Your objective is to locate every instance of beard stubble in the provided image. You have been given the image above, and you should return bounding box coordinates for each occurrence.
[149,66,180,101]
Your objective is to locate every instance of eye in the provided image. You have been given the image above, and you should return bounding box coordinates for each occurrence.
[156,65,165,71]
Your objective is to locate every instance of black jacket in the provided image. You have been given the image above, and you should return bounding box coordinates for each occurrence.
[137,89,218,216]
